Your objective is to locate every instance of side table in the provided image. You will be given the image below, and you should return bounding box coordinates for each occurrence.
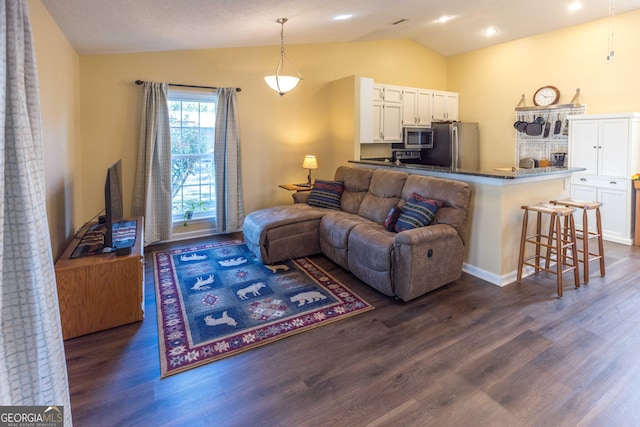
[279,183,312,191]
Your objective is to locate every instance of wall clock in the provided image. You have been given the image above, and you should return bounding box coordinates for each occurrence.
[533,86,560,106]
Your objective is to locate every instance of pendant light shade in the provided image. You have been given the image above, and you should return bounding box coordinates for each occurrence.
[265,18,302,96]
[264,75,300,94]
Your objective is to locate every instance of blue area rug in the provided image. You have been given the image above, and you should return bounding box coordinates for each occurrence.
[153,240,374,377]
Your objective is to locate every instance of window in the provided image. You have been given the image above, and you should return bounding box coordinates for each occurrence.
[168,89,217,224]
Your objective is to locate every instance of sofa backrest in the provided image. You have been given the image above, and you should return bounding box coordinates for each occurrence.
[334,166,374,214]
[358,169,408,223]
[328,167,470,243]
[401,174,471,244]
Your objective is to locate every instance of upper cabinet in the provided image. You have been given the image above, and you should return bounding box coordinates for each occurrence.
[402,88,432,127]
[432,91,459,122]
[569,114,640,179]
[372,84,403,142]
[359,78,460,144]
[374,84,403,104]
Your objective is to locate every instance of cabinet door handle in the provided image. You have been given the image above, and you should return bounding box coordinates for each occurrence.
[580,178,587,181]
[593,146,597,149]
[610,181,617,184]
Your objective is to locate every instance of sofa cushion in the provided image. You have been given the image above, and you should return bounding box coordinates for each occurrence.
[394,193,443,232]
[319,211,372,269]
[334,166,374,214]
[358,169,408,224]
[307,180,344,210]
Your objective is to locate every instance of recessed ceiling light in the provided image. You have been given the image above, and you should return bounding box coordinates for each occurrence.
[334,14,353,21]
[435,15,454,23]
[568,2,583,11]
[483,27,498,36]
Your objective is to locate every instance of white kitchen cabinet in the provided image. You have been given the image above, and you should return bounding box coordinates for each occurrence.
[568,113,640,245]
[570,175,629,244]
[372,84,403,142]
[372,101,402,142]
[432,91,459,121]
[402,87,432,127]
[374,84,403,104]
[570,117,631,178]
[358,78,460,144]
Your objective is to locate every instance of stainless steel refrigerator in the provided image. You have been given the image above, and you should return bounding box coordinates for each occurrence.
[422,122,480,170]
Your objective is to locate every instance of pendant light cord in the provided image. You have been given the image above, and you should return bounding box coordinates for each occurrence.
[607,0,615,63]
[274,18,302,78]
[280,18,285,55]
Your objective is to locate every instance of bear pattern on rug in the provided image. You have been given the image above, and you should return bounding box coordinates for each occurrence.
[170,243,339,344]
[154,240,373,376]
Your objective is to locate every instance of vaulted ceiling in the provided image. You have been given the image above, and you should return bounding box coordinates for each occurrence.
[41,0,640,57]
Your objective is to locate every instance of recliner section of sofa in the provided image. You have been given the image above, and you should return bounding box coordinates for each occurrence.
[242,166,471,301]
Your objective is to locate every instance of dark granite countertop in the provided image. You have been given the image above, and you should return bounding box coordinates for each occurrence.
[349,159,585,180]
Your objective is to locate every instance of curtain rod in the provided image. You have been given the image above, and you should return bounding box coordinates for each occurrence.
[134,80,241,92]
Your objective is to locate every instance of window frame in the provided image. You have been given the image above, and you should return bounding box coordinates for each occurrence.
[167,87,218,226]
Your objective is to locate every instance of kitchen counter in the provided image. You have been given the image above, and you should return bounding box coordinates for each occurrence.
[350,159,584,181]
[349,159,586,287]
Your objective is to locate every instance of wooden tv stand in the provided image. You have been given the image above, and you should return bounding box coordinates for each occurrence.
[54,216,145,340]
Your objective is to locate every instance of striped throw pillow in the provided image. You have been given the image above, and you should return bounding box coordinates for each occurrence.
[394,192,443,232]
[307,180,344,210]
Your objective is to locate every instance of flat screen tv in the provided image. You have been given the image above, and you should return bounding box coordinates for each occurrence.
[104,159,124,249]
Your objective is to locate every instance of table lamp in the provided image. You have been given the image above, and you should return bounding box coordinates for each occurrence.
[301,155,318,186]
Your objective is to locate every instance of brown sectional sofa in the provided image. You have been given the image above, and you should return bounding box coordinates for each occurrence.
[242,166,471,301]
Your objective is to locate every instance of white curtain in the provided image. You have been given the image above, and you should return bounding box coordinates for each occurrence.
[0,1,72,425]
[214,88,244,232]
[132,82,173,245]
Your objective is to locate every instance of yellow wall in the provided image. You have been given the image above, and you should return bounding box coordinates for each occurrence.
[77,40,447,222]
[28,0,640,259]
[28,0,82,258]
[448,9,640,170]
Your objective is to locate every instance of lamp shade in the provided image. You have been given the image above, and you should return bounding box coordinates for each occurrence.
[264,75,301,95]
[302,155,318,169]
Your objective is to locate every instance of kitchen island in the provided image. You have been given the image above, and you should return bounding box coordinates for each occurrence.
[349,159,586,286]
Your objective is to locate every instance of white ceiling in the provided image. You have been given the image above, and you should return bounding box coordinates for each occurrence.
[40,0,640,57]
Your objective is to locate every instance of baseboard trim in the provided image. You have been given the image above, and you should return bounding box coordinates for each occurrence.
[462,263,537,287]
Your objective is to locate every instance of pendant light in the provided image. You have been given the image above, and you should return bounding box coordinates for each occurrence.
[264,18,302,96]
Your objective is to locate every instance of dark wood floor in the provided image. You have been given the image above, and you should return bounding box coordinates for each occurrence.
[64,233,640,426]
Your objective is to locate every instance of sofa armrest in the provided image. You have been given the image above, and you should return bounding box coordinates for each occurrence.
[393,223,459,245]
[392,223,465,301]
[292,191,311,204]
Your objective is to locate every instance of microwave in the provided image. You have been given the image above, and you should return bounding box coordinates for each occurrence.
[403,127,433,149]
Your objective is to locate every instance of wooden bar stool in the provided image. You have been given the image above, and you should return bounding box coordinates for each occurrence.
[550,198,605,283]
[517,203,580,297]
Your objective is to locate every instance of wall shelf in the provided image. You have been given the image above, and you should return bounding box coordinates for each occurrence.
[515,103,582,111]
